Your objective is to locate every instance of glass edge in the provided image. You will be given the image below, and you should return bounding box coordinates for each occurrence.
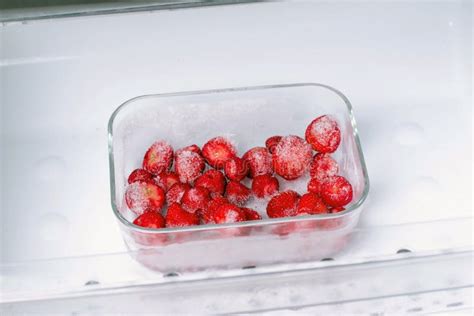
[107,82,370,234]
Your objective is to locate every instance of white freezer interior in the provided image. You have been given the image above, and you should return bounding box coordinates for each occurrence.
[0,1,472,313]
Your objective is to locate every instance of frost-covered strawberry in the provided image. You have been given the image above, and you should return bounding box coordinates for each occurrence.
[265,135,282,154]
[199,195,228,224]
[202,137,236,169]
[181,187,211,213]
[224,156,248,182]
[165,182,191,205]
[154,171,180,192]
[296,192,328,215]
[225,181,252,206]
[251,174,279,198]
[128,168,154,184]
[266,190,300,218]
[213,203,246,224]
[165,203,200,228]
[307,177,325,195]
[174,148,205,184]
[133,212,165,229]
[243,147,273,178]
[125,181,165,215]
[195,169,226,196]
[310,153,339,181]
[177,144,202,156]
[305,115,341,153]
[320,175,353,207]
[142,140,174,175]
[272,135,312,180]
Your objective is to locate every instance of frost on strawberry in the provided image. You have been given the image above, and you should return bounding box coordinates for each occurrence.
[125,181,165,215]
[272,135,312,180]
[142,140,174,175]
[305,115,341,153]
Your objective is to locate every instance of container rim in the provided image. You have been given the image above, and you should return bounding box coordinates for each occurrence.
[107,83,370,234]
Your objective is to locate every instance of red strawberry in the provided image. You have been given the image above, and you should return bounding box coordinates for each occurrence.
[272,135,312,180]
[165,203,200,228]
[154,171,180,192]
[252,174,279,198]
[195,169,226,196]
[296,192,328,215]
[310,153,339,180]
[241,207,262,221]
[225,181,252,206]
[125,181,165,215]
[198,195,228,224]
[266,190,300,218]
[320,175,353,207]
[166,183,191,205]
[142,140,174,175]
[128,168,154,184]
[177,144,201,156]
[330,206,346,213]
[224,156,248,182]
[305,115,341,153]
[133,212,166,228]
[243,147,273,178]
[174,149,205,184]
[202,137,236,169]
[307,177,325,195]
[213,203,246,224]
[181,187,211,213]
[265,135,282,154]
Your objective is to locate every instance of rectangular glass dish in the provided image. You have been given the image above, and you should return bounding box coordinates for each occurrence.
[108,83,369,272]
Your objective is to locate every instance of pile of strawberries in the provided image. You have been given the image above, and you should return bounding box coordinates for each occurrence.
[125,115,353,229]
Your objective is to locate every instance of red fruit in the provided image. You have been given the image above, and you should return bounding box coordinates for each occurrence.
[252,174,279,198]
[320,175,353,207]
[266,190,300,218]
[213,203,246,224]
[296,192,328,215]
[133,212,166,229]
[225,181,252,206]
[272,135,312,180]
[177,144,201,156]
[224,157,248,182]
[265,135,282,154]
[181,187,211,213]
[166,183,191,205]
[125,181,165,215]
[142,140,174,175]
[307,177,325,195]
[128,168,154,184]
[330,206,346,213]
[202,137,236,169]
[154,171,180,192]
[305,115,341,153]
[174,149,205,184]
[199,195,228,224]
[310,153,339,180]
[243,147,273,178]
[242,207,262,221]
[195,169,226,195]
[165,203,200,228]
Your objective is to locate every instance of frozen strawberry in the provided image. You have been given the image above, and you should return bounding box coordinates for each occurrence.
[125,181,165,215]
[133,212,166,229]
[195,169,226,196]
[241,207,262,221]
[265,135,282,154]
[310,153,339,180]
[252,174,279,198]
[307,177,325,195]
[202,137,236,169]
[305,115,341,153]
[174,149,205,184]
[296,192,328,215]
[166,182,191,205]
[320,175,353,207]
[213,203,246,224]
[128,168,154,184]
[272,135,312,180]
[266,190,300,218]
[181,186,211,213]
[154,171,180,192]
[142,140,174,175]
[243,147,273,178]
[177,144,201,156]
[225,181,252,206]
[199,195,228,224]
[224,157,248,182]
[330,206,346,213]
[165,203,200,228]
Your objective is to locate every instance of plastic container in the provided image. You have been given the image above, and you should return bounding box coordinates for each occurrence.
[108,83,369,272]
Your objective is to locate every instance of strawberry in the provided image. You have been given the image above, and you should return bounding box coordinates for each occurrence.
[296,192,328,215]
[174,148,205,184]
[307,177,325,195]
[251,174,279,198]
[266,190,300,218]
[154,171,180,192]
[165,182,191,205]
[133,212,165,229]
[177,144,201,156]
[142,140,174,175]
[242,147,273,178]
[241,207,262,221]
[195,169,226,196]
[224,156,248,182]
[213,203,246,224]
[309,153,339,181]
[128,168,154,184]
[330,206,346,213]
[320,175,353,207]
[265,135,282,154]
[202,136,236,169]
[181,186,211,213]
[199,195,228,224]
[165,203,200,228]
[125,181,165,215]
[272,135,312,180]
[225,181,252,206]
[305,115,341,153]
